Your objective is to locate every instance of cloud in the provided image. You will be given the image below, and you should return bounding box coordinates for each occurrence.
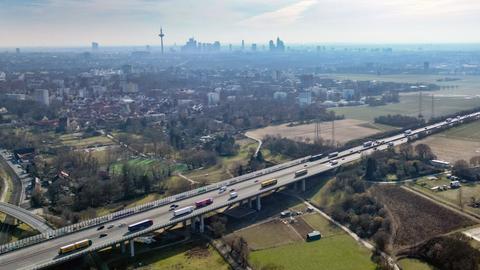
[239,0,317,26]
[1,0,480,46]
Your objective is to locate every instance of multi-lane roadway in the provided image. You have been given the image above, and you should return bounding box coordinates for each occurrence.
[0,112,478,270]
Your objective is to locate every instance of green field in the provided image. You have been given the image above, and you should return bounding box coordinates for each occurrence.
[413,175,480,216]
[110,158,168,177]
[439,121,480,141]
[398,258,436,270]
[331,95,480,122]
[59,134,114,148]
[302,213,344,238]
[184,138,286,184]
[329,74,480,96]
[327,73,480,122]
[249,234,376,270]
[110,242,229,270]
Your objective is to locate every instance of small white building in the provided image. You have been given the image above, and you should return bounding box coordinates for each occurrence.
[273,91,287,100]
[430,160,450,168]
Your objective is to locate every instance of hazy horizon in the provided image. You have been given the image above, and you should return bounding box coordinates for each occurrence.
[1,0,480,47]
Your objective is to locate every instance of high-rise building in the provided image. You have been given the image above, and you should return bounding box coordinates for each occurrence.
[269,37,285,52]
[207,92,220,106]
[15,48,20,54]
[241,40,245,50]
[269,40,275,51]
[34,89,50,106]
[276,37,285,52]
[424,61,430,70]
[91,42,99,51]
[251,43,257,51]
[300,74,314,89]
[182,38,198,52]
[298,91,312,106]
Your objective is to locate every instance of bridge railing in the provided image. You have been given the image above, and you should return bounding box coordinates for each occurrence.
[31,192,273,270]
[0,156,306,255]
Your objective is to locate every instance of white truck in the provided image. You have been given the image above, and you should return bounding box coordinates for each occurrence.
[363,141,373,147]
[173,206,194,217]
[229,191,238,199]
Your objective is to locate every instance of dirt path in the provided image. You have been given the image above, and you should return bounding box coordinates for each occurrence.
[281,191,400,270]
[177,172,199,184]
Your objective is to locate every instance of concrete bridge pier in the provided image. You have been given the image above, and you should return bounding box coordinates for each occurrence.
[301,179,306,192]
[120,241,126,254]
[199,215,205,233]
[256,195,261,211]
[130,240,135,257]
[248,197,253,208]
[190,218,196,232]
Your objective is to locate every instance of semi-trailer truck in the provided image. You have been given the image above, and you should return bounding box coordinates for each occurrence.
[173,206,194,217]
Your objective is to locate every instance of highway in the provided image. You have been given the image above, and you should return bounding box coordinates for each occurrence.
[0,112,478,270]
[0,203,52,234]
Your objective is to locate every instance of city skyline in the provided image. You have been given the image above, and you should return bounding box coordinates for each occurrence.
[1,0,480,47]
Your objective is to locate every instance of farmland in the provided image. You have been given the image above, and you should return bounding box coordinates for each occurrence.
[329,74,480,122]
[414,120,480,163]
[228,193,376,270]
[331,94,480,122]
[245,119,384,144]
[249,234,376,270]
[372,185,475,249]
[329,73,480,97]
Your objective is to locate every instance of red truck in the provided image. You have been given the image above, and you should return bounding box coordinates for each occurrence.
[195,198,213,208]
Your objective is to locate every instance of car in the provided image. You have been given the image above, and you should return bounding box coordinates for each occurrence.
[254,179,259,183]
[107,224,114,229]
[219,186,227,193]
[169,204,179,211]
[230,188,235,192]
[97,225,105,230]
[119,223,127,227]
[304,164,308,167]
[99,233,108,238]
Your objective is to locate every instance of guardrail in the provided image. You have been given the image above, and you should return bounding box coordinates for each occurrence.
[30,185,280,270]
[8,112,480,259]
[0,155,306,255]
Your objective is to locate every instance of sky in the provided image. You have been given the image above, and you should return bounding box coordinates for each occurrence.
[1,0,480,47]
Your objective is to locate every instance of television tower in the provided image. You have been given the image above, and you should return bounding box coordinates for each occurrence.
[158,27,165,54]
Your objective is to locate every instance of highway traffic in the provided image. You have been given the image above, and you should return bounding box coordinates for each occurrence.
[0,111,478,270]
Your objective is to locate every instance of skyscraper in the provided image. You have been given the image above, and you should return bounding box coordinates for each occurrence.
[91,42,99,51]
[241,40,245,50]
[269,37,285,52]
[269,40,275,51]
[34,89,50,106]
[276,37,285,52]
